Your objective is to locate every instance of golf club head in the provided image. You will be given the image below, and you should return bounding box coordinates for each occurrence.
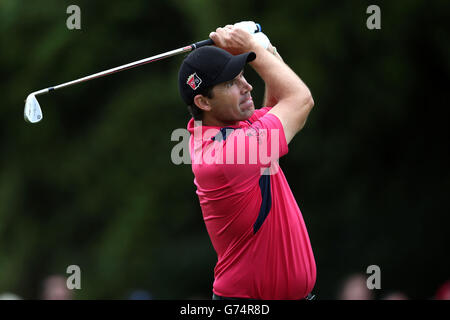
[24,94,43,123]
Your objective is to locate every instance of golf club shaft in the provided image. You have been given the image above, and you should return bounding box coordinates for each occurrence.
[33,39,214,96]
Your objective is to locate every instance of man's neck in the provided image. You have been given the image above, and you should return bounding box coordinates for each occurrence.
[202,115,239,127]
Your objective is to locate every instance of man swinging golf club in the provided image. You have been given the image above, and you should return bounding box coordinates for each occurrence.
[178,22,316,300]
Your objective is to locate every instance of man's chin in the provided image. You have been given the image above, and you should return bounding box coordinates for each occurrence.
[240,107,255,121]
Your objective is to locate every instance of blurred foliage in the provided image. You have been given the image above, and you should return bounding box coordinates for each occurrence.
[0,0,449,299]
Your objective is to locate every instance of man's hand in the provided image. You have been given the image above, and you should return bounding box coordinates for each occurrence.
[209,25,260,55]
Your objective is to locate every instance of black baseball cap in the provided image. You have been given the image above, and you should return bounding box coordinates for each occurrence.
[178,46,256,105]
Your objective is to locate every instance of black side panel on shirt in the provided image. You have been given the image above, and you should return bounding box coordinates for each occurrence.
[253,169,272,234]
[211,127,235,141]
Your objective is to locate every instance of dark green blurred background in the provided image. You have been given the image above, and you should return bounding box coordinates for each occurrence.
[0,0,448,299]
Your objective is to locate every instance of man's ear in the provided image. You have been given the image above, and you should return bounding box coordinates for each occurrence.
[193,94,212,112]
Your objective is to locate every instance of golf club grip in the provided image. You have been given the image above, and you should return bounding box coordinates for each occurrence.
[191,38,214,49]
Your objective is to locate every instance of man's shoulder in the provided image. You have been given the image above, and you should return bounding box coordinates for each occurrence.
[248,106,272,122]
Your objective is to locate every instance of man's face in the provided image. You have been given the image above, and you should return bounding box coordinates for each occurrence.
[207,71,254,125]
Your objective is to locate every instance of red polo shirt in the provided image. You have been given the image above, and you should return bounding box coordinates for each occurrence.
[187,107,316,299]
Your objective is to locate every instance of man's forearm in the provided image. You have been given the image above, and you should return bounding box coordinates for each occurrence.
[250,44,310,105]
[263,45,284,107]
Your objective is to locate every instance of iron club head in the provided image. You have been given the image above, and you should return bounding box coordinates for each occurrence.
[24,94,43,123]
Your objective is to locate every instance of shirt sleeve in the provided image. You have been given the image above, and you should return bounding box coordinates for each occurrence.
[249,113,289,161]
[247,106,273,123]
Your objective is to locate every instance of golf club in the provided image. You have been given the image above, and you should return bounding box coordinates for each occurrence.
[24,23,262,124]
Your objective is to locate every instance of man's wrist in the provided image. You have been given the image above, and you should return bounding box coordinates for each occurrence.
[266,44,276,55]
[272,46,278,56]
[267,44,283,61]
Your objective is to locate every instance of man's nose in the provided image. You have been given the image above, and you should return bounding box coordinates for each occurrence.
[239,77,253,93]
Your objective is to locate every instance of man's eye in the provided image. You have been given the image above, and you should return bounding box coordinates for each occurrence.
[226,80,234,87]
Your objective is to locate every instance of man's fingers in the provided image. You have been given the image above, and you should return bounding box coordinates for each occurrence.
[209,31,218,42]
[216,27,228,33]
[210,24,254,53]
[211,27,232,46]
[210,31,224,48]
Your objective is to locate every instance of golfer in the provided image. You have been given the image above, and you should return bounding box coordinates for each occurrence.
[178,23,316,300]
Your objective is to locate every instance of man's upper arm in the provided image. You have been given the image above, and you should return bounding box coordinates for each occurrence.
[267,96,314,144]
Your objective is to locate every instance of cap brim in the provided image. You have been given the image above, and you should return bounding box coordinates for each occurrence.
[213,51,256,86]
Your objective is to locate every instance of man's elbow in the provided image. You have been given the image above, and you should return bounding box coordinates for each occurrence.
[298,91,314,111]
[305,94,314,110]
[297,93,314,131]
